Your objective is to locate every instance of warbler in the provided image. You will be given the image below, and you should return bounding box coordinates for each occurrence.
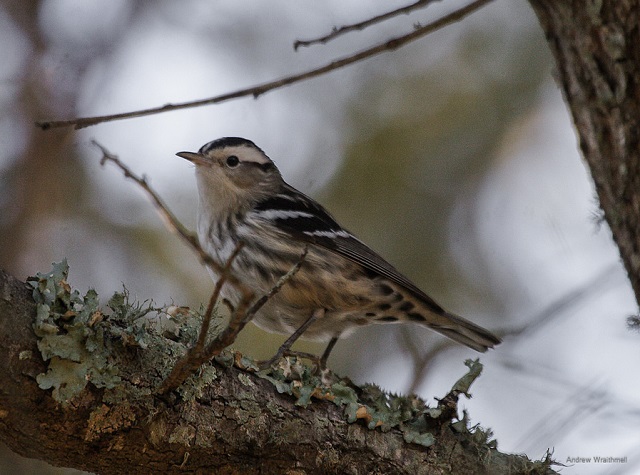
[178,137,500,366]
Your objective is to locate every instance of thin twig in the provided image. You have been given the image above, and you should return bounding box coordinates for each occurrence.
[398,327,453,394]
[193,242,245,353]
[159,247,308,394]
[241,246,308,325]
[403,263,618,393]
[157,244,248,395]
[202,246,309,359]
[38,0,494,131]
[294,0,440,50]
[94,140,251,299]
[502,263,619,340]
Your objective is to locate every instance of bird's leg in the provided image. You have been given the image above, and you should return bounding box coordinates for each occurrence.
[319,336,339,369]
[259,308,324,369]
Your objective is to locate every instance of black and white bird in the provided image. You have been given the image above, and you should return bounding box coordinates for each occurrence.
[178,137,500,366]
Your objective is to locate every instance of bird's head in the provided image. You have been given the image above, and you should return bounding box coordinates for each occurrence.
[178,137,283,214]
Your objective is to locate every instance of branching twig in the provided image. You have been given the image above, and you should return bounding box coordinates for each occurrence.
[157,244,249,395]
[204,246,308,356]
[398,327,454,394]
[94,141,252,386]
[94,140,251,299]
[193,242,244,353]
[502,263,619,340]
[159,247,308,394]
[294,0,440,50]
[38,0,493,131]
[241,247,308,325]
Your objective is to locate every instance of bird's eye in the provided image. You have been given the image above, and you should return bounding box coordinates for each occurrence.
[226,155,240,168]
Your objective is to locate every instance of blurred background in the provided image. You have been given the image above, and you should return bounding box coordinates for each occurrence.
[1,0,638,473]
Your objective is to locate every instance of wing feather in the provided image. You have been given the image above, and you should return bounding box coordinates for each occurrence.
[253,185,446,313]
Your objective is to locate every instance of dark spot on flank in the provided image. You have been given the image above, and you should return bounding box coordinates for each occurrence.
[399,301,414,312]
[378,284,394,296]
[391,293,403,302]
[236,256,252,272]
[377,316,398,322]
[378,303,392,311]
[365,312,376,317]
[407,313,426,322]
[226,214,235,234]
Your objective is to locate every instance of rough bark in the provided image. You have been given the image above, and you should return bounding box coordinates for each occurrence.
[529,0,640,302]
[0,269,552,474]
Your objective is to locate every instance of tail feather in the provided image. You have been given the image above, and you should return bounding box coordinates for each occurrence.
[426,311,501,352]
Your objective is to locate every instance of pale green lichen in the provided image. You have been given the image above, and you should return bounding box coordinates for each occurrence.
[252,356,489,448]
[28,260,122,403]
[175,365,219,401]
[27,262,499,455]
[27,260,206,406]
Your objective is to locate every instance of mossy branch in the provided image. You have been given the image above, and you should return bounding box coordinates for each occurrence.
[0,266,556,474]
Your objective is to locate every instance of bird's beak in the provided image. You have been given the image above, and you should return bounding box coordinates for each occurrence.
[176,151,208,166]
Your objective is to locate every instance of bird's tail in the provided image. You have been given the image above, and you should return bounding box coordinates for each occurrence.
[425,311,501,352]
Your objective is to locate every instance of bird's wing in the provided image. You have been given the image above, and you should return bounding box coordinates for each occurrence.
[253,185,446,313]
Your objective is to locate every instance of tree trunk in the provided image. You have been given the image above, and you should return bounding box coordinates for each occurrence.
[529,0,640,303]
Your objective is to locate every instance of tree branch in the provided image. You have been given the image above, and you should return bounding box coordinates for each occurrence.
[293,0,441,50]
[158,247,307,395]
[36,0,494,131]
[0,269,555,474]
[95,141,248,292]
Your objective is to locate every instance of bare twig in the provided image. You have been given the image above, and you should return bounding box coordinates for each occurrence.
[241,246,308,326]
[515,378,606,452]
[398,327,455,394]
[157,244,250,395]
[193,242,244,353]
[38,0,493,131]
[201,246,308,361]
[202,246,309,357]
[94,140,251,298]
[159,247,308,394]
[94,140,258,388]
[294,0,440,50]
